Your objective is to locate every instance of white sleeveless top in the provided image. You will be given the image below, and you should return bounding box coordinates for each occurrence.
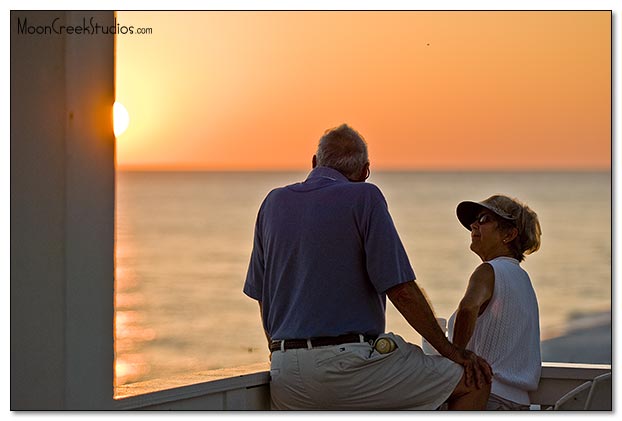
[448,257,541,405]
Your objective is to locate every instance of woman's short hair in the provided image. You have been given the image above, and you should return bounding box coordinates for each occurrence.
[316,124,369,180]
[499,205,542,262]
[492,196,542,262]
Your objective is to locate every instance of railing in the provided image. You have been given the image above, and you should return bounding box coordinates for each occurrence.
[113,361,611,410]
[529,363,611,409]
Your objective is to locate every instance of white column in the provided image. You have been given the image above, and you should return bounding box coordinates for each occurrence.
[10,10,116,409]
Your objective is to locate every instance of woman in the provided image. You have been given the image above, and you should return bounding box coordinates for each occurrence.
[447,194,542,410]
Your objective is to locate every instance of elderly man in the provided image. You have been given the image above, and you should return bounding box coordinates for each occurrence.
[243,124,492,410]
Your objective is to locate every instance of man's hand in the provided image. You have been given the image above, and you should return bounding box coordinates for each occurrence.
[386,281,493,388]
[447,346,493,389]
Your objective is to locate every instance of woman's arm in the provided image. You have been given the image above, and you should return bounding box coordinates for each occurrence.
[452,263,495,349]
[388,280,493,388]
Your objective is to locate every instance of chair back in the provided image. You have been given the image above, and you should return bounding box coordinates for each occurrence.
[584,372,612,411]
[553,380,592,410]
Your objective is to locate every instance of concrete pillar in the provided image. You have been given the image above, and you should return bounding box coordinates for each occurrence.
[11,11,116,409]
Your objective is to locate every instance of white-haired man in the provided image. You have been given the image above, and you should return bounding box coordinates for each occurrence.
[244,124,492,410]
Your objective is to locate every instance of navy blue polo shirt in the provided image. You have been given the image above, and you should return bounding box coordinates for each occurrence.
[243,166,415,340]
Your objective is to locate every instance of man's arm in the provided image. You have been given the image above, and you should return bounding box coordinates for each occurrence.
[387,281,451,356]
[452,263,495,349]
[258,301,270,345]
[387,280,493,388]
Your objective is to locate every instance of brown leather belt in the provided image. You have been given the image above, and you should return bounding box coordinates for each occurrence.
[269,333,376,352]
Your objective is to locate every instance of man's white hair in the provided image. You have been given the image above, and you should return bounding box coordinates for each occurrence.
[316,124,368,180]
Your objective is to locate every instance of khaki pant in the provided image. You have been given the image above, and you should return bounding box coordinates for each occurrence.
[269,332,463,410]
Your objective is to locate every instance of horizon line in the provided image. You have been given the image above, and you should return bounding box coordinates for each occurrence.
[115,166,612,173]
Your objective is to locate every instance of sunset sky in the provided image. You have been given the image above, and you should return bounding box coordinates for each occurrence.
[114,11,611,171]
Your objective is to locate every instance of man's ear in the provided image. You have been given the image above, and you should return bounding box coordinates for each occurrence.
[357,162,370,182]
[312,155,317,169]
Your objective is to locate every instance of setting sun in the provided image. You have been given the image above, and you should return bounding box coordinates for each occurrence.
[113,101,130,137]
[114,11,610,171]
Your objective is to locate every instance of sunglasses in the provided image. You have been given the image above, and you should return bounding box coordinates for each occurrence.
[474,213,496,225]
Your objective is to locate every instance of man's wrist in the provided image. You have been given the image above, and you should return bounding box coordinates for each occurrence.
[440,341,460,361]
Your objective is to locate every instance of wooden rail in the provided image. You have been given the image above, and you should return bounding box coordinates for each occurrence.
[113,362,611,410]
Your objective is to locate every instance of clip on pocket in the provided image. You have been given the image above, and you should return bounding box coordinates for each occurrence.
[374,337,397,354]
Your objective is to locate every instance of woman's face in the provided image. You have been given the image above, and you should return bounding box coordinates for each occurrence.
[469,211,507,261]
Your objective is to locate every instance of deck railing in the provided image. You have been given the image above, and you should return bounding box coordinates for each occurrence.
[113,361,611,410]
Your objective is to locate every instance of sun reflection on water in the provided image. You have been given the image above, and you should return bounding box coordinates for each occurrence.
[114,244,156,386]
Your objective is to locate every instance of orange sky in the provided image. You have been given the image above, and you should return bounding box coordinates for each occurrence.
[114,11,611,171]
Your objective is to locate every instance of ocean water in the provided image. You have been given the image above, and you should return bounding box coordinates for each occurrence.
[114,171,611,385]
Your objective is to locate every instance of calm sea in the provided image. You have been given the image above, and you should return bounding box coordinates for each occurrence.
[114,171,611,385]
